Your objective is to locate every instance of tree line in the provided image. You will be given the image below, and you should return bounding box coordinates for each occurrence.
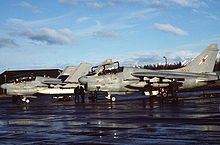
[137,58,220,71]
[136,62,183,70]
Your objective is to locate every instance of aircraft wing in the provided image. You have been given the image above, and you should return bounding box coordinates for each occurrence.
[35,76,62,85]
[131,71,215,80]
[42,79,62,85]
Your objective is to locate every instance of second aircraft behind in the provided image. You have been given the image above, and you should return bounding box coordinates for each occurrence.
[79,44,219,101]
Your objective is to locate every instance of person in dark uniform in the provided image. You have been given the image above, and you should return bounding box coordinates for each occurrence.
[79,86,85,103]
[74,86,80,103]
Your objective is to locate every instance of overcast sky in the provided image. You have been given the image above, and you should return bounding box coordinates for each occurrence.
[0,0,220,73]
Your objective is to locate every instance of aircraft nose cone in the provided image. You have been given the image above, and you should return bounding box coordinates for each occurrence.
[78,76,87,85]
[1,84,6,89]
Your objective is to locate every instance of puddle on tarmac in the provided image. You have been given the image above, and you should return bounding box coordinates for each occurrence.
[0,93,220,144]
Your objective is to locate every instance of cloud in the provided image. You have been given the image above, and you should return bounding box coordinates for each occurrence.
[14,1,41,13]
[11,27,74,45]
[192,9,199,13]
[111,42,216,67]
[124,0,207,9]
[87,2,105,8]
[58,0,78,5]
[59,0,113,8]
[6,18,74,45]
[150,0,169,8]
[76,17,91,23]
[7,13,73,28]
[169,0,207,8]
[59,0,208,10]
[122,9,158,20]
[74,19,136,38]
[206,15,219,20]
[0,38,18,48]
[154,23,188,36]
[58,0,208,10]
[93,31,120,38]
[59,0,94,5]
[15,1,33,8]
[115,49,198,67]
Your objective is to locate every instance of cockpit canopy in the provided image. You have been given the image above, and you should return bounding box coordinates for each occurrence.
[87,61,124,76]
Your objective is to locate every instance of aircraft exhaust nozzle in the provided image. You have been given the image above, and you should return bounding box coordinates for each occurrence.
[1,84,6,89]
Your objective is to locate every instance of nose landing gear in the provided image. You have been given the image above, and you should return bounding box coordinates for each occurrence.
[12,95,30,104]
[105,94,116,102]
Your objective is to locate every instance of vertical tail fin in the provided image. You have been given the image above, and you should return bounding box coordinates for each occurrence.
[175,44,218,73]
[65,63,91,83]
[57,66,76,82]
[57,66,76,77]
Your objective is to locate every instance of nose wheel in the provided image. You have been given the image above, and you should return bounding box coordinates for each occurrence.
[12,96,30,104]
[22,97,30,103]
[105,94,116,102]
[111,96,116,102]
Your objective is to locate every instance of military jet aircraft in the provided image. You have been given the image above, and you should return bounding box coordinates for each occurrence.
[79,44,219,101]
[1,63,91,103]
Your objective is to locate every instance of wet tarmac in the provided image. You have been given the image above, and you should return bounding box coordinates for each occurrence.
[1,93,220,144]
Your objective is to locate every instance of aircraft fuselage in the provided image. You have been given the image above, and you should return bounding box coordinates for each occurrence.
[79,67,218,95]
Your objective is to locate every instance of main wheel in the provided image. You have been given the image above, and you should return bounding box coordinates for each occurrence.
[26,99,30,103]
[162,92,168,98]
[111,96,116,102]
[63,96,71,101]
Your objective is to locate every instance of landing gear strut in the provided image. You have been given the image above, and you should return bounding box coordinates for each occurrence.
[170,81,178,102]
[60,96,71,101]
[12,95,30,104]
[159,81,179,101]
[105,94,116,102]
[160,88,168,98]
[89,91,97,102]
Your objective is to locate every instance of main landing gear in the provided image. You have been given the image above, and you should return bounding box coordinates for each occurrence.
[170,82,178,102]
[88,92,116,102]
[159,81,179,102]
[12,95,30,104]
[59,96,71,101]
[160,88,168,98]
[88,91,98,102]
[105,94,116,102]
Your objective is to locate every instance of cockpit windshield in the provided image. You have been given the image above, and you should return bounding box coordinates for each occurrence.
[98,66,124,76]
[87,61,123,76]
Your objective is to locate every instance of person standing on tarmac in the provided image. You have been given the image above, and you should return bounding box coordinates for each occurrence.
[79,86,85,103]
[74,86,80,103]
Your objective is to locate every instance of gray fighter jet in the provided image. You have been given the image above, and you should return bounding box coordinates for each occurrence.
[79,44,219,101]
[1,63,91,103]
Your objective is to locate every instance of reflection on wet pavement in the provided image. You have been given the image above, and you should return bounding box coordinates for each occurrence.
[0,94,220,144]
